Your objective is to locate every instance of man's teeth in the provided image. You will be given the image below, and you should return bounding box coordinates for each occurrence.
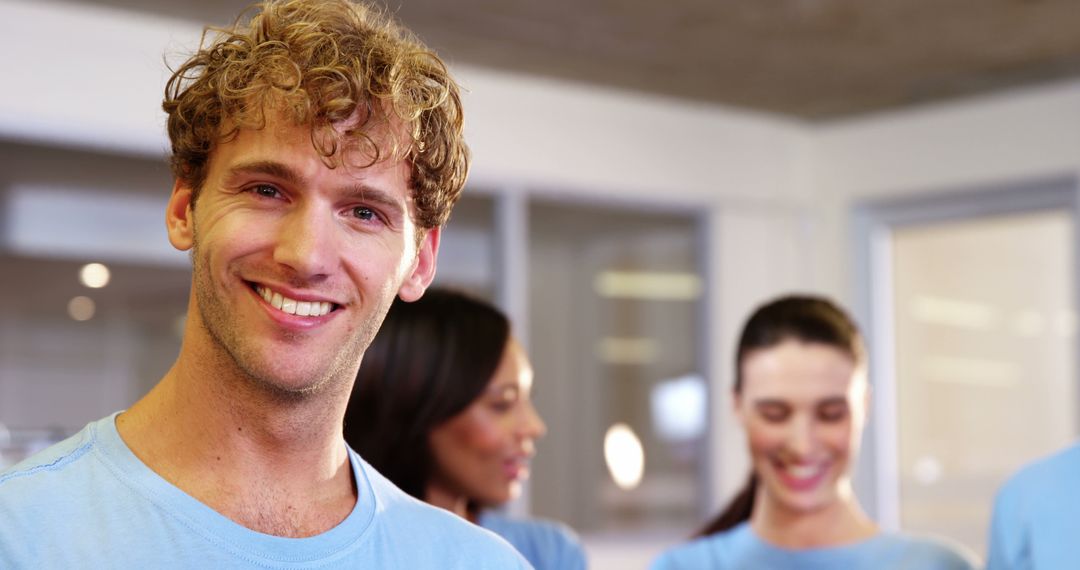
[256,286,332,317]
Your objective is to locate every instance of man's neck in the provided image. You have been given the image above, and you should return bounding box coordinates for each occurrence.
[117,351,358,538]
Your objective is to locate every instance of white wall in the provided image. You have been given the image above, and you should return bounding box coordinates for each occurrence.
[0,0,180,157]
[810,79,1080,301]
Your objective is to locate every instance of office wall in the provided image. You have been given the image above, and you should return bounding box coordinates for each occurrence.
[810,79,1080,301]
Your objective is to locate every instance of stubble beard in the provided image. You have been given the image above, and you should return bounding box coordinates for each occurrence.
[190,240,388,404]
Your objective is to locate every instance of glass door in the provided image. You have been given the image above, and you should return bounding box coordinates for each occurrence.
[858,180,1079,557]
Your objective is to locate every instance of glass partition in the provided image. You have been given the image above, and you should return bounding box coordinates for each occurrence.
[888,209,1077,554]
[526,200,706,534]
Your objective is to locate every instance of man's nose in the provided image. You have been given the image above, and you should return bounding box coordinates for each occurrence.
[273,203,337,280]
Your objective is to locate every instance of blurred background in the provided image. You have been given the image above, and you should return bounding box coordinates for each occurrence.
[3,0,1080,567]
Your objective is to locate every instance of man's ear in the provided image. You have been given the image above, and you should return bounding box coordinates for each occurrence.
[166,179,195,252]
[397,226,441,302]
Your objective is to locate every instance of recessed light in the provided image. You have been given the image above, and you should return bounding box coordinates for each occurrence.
[67,296,96,321]
[79,263,111,289]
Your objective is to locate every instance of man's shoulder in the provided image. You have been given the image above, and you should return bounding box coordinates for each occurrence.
[354,453,531,567]
[0,418,117,566]
[0,419,102,496]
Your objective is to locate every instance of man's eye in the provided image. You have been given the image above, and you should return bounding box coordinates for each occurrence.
[251,184,279,198]
[353,207,376,221]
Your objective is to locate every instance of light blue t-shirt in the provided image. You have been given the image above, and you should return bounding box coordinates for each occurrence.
[0,413,531,569]
[650,522,975,570]
[987,442,1080,570]
[478,510,587,570]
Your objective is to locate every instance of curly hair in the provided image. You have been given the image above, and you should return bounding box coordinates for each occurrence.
[163,0,468,229]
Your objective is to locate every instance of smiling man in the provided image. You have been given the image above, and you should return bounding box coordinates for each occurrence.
[0,1,530,568]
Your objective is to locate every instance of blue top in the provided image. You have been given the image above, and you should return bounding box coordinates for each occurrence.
[987,442,1080,570]
[650,522,975,570]
[0,413,531,569]
[479,510,588,570]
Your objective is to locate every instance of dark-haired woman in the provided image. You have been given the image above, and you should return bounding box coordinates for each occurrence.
[345,289,587,570]
[651,295,975,570]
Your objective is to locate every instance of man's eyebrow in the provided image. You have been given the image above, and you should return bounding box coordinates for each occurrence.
[227,160,303,186]
[227,159,408,217]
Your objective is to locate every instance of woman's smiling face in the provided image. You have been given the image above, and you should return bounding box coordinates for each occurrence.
[736,339,868,517]
[426,338,547,507]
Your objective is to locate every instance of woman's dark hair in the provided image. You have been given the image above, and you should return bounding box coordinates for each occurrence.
[344,288,510,500]
[695,294,865,537]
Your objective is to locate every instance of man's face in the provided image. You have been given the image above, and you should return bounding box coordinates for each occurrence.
[165,118,439,397]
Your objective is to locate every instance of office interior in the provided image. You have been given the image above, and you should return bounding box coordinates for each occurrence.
[2,1,1079,568]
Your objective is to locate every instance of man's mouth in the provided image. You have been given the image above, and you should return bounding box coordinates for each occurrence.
[254,284,337,317]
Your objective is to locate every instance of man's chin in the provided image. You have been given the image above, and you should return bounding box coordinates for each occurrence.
[237,363,336,402]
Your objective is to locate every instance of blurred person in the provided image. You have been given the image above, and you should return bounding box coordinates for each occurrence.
[0,1,530,568]
[345,289,588,570]
[986,443,1080,569]
[651,295,975,570]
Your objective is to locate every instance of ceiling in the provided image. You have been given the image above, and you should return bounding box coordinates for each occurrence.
[78,0,1080,120]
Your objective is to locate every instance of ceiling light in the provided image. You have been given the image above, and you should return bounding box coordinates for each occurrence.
[67,296,95,321]
[913,456,943,486]
[79,263,110,288]
[596,337,659,365]
[594,270,702,301]
[920,356,1019,387]
[909,295,997,330]
[604,423,645,490]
